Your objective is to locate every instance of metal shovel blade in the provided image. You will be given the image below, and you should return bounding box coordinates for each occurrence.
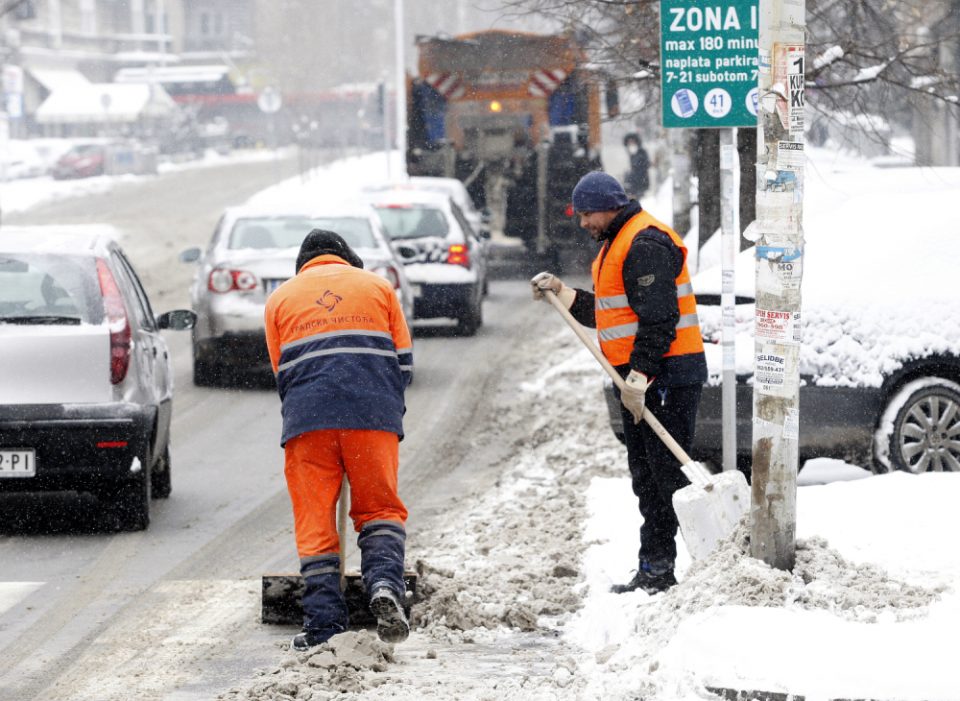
[672,469,750,562]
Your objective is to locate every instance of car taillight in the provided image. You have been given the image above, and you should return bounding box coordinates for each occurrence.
[96,258,131,385]
[373,265,401,289]
[564,203,575,217]
[447,244,470,268]
[208,268,259,293]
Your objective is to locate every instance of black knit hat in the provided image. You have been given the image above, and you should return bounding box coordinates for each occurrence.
[295,229,365,273]
[572,171,629,213]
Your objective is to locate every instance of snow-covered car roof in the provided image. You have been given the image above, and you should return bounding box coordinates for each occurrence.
[693,149,960,387]
[222,198,380,221]
[692,153,960,304]
[0,225,124,255]
[360,185,454,209]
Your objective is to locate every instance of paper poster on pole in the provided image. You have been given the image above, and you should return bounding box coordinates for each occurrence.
[755,308,801,345]
[755,344,799,397]
[776,141,804,170]
[773,44,805,137]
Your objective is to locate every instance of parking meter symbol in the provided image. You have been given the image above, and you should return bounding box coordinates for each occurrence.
[671,89,698,118]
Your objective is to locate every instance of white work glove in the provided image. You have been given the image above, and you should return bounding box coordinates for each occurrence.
[530,271,576,308]
[620,370,649,424]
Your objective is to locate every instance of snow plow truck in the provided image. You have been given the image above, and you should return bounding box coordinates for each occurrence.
[406,30,605,262]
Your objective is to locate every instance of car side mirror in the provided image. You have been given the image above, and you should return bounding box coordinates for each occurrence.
[179,247,201,263]
[157,309,197,330]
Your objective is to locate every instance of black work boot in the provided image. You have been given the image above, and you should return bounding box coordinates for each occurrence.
[610,560,677,595]
[369,587,410,644]
[291,629,334,652]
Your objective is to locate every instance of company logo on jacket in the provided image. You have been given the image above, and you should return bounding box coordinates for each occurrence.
[315,290,343,312]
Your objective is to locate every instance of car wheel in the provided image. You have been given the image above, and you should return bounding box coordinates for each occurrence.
[151,446,172,499]
[109,462,151,531]
[885,380,960,473]
[456,291,483,337]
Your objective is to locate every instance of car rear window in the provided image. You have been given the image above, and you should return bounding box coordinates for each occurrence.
[374,205,450,240]
[228,217,376,250]
[0,254,103,325]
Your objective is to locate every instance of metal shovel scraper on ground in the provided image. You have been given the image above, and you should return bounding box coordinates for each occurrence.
[260,481,418,626]
[544,290,750,562]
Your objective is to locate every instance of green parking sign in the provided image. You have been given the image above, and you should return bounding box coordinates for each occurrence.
[660,0,759,128]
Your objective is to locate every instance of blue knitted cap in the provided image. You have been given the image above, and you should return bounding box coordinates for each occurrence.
[572,171,629,213]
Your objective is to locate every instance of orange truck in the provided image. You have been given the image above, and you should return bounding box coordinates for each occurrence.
[407,30,606,259]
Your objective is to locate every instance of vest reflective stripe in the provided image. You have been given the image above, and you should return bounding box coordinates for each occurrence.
[591,210,705,366]
[599,322,639,341]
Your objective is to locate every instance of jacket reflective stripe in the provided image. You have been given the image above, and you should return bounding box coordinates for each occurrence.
[278,346,399,373]
[677,313,700,329]
[676,282,693,297]
[281,328,394,353]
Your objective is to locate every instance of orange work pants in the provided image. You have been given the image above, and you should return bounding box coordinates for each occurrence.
[283,428,407,559]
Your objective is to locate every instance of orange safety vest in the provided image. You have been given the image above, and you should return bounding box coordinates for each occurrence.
[591,210,704,366]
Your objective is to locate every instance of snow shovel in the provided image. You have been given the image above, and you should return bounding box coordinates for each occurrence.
[543,290,749,561]
[260,480,418,626]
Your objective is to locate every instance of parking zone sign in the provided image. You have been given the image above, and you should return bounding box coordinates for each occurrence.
[660,0,759,128]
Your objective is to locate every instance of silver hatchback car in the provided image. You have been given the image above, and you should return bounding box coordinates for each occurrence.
[181,201,415,385]
[0,226,196,531]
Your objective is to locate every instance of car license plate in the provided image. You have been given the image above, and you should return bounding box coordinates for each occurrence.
[263,278,287,294]
[0,449,36,478]
[410,284,422,298]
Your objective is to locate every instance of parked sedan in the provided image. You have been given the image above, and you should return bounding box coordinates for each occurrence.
[182,201,415,385]
[364,188,488,335]
[604,160,960,475]
[0,227,196,530]
[51,143,106,180]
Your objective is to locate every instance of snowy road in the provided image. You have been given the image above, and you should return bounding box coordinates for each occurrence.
[0,153,570,699]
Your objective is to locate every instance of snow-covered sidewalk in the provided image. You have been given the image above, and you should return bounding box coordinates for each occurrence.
[218,317,958,700]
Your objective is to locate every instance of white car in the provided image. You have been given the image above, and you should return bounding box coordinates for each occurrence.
[364,188,488,336]
[0,226,196,530]
[181,200,415,385]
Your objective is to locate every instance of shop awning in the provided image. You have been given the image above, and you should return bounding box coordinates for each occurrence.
[35,83,179,124]
[28,67,91,93]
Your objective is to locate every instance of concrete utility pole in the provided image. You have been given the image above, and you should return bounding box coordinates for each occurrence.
[751,0,806,570]
[394,0,407,178]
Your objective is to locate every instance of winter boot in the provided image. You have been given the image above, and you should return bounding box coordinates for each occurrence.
[292,554,348,651]
[610,559,677,595]
[369,586,410,644]
[358,521,409,643]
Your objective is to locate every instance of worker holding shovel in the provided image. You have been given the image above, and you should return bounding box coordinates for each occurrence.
[265,230,413,651]
[532,171,707,594]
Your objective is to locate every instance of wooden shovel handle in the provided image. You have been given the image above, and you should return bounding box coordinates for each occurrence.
[338,480,349,586]
[543,290,702,475]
